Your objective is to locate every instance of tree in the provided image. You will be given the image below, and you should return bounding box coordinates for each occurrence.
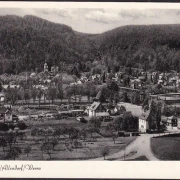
[53,127,63,140]
[123,111,138,131]
[148,100,161,130]
[17,131,26,140]
[80,129,87,142]
[65,86,74,104]
[18,87,25,105]
[106,123,117,144]
[156,104,162,130]
[57,85,63,103]
[101,146,110,160]
[5,87,18,105]
[119,106,126,114]
[113,93,120,105]
[41,142,53,160]
[37,88,43,108]
[142,97,149,111]
[50,138,58,150]
[24,89,31,107]
[31,128,38,141]
[68,128,79,141]
[89,117,101,130]
[47,86,57,104]
[31,87,37,105]
[4,131,17,150]
[0,123,9,131]
[17,122,28,130]
[114,115,124,131]
[131,92,141,105]
[6,146,22,160]
[24,145,32,157]
[0,137,7,154]
[120,92,129,102]
[87,117,101,140]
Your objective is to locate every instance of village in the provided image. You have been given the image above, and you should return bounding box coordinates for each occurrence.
[0,60,180,160]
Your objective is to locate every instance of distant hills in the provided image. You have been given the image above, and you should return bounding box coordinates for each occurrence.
[1,15,180,74]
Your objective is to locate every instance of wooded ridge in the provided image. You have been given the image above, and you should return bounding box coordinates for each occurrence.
[1,15,180,74]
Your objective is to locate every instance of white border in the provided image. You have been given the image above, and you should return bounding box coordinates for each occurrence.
[0,2,180,9]
[0,1,180,179]
[0,161,180,178]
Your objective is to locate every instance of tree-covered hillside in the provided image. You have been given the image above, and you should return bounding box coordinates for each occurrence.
[1,15,180,74]
[92,24,180,72]
[0,15,96,74]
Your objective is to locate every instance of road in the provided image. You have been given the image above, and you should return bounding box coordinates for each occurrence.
[90,131,180,161]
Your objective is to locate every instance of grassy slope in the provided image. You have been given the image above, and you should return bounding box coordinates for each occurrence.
[151,134,180,160]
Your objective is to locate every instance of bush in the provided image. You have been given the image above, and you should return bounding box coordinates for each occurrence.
[8,124,16,130]
[17,122,28,130]
[0,123,9,131]
[101,146,110,160]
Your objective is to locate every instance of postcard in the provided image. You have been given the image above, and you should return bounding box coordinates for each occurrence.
[0,1,180,179]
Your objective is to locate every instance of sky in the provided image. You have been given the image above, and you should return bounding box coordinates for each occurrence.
[1,8,180,34]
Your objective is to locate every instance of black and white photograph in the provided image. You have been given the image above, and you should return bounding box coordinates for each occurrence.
[1,2,180,163]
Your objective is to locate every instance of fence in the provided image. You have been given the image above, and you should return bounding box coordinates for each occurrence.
[152,131,180,138]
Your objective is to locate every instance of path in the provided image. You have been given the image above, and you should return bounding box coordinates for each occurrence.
[90,131,180,161]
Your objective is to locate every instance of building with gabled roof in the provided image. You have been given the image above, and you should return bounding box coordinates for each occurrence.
[139,110,150,133]
[0,106,13,123]
[86,101,107,117]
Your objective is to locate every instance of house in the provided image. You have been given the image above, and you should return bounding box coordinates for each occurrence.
[3,85,20,89]
[0,106,13,122]
[130,79,142,89]
[86,101,107,117]
[92,74,101,81]
[139,110,150,133]
[167,116,177,127]
[162,115,179,130]
[0,92,5,102]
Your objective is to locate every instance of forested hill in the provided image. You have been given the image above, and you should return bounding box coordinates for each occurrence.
[0,15,96,74]
[91,24,180,72]
[1,15,180,74]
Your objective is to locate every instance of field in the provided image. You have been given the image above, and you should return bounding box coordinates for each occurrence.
[0,118,136,160]
[151,134,180,160]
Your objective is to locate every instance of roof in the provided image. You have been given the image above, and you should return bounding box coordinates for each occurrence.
[139,110,150,121]
[117,103,143,117]
[138,76,146,80]
[71,109,84,112]
[96,112,110,117]
[96,90,102,99]
[58,111,72,114]
[161,115,168,122]
[167,116,177,120]
[89,101,101,111]
[134,79,141,82]
[0,107,10,114]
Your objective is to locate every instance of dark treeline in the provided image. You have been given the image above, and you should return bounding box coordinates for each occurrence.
[0,15,95,74]
[1,15,180,74]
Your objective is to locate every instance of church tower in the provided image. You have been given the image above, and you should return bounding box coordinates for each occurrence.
[44,62,48,72]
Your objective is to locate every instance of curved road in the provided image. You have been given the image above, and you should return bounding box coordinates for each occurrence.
[90,132,179,161]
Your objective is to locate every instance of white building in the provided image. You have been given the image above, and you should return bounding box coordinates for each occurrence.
[138,110,150,133]
[86,101,107,117]
[44,62,48,72]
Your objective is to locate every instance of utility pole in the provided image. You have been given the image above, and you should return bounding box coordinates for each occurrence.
[124,146,126,161]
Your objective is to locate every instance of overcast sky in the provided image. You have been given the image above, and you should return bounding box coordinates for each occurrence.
[1,8,180,34]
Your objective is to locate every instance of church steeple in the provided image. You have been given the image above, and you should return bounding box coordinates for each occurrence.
[44,61,48,72]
